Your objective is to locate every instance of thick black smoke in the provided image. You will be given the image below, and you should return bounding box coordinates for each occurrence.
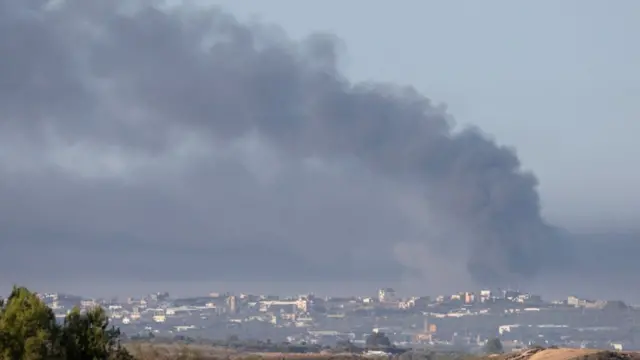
[0,0,567,287]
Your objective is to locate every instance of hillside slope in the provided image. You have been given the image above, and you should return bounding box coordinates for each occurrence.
[498,348,640,360]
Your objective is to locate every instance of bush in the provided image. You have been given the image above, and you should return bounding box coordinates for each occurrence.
[0,285,133,360]
[483,338,504,355]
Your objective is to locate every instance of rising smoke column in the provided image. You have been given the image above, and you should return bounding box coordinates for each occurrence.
[0,0,566,285]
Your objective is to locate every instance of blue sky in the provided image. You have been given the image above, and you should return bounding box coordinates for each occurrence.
[205,0,640,231]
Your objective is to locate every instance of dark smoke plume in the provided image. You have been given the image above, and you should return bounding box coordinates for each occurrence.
[0,0,567,287]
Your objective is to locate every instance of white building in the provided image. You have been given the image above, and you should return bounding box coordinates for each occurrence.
[378,288,396,303]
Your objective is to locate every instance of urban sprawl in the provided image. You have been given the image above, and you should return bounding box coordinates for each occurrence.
[23,288,640,353]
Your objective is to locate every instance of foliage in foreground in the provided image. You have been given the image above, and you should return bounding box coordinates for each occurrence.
[483,338,503,355]
[0,285,133,360]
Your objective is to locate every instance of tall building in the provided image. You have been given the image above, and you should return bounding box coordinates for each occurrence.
[464,292,475,304]
[227,295,238,314]
[479,290,492,302]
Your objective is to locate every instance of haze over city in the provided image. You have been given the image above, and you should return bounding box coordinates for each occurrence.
[0,0,638,301]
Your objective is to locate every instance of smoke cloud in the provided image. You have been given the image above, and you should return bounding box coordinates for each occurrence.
[0,0,569,291]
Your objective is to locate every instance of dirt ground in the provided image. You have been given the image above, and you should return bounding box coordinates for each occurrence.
[126,343,640,360]
[501,348,640,360]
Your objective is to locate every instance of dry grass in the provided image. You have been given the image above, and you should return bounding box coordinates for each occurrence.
[250,352,359,359]
[126,342,361,360]
[126,342,236,360]
[528,349,602,360]
[126,343,640,360]
[497,348,640,360]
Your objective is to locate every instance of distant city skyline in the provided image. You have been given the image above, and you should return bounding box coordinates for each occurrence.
[5,280,640,305]
[23,282,639,351]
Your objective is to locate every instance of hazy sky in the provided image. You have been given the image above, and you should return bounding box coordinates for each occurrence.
[1,0,639,300]
[207,0,640,231]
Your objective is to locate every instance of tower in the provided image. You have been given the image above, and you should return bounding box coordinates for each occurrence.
[227,295,238,314]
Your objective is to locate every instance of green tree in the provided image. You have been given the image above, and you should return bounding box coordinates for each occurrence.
[61,306,131,360]
[365,332,392,349]
[336,340,360,353]
[398,350,435,360]
[0,286,60,360]
[226,334,240,344]
[484,338,504,354]
[0,285,133,360]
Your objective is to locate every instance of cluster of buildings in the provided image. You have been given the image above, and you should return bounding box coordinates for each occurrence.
[30,288,640,352]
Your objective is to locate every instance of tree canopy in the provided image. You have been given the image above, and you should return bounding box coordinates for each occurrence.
[365,331,392,349]
[484,338,504,354]
[0,286,132,360]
